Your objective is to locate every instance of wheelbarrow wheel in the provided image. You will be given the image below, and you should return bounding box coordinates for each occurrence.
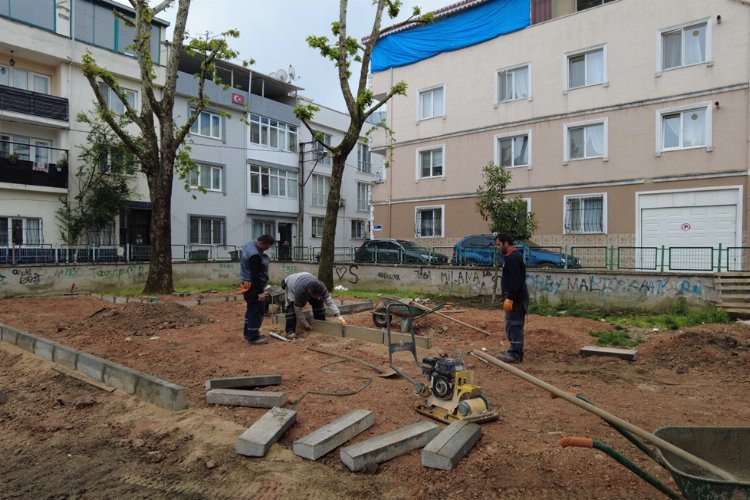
[372,311,390,328]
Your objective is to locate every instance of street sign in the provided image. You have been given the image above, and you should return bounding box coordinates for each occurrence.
[373,225,382,231]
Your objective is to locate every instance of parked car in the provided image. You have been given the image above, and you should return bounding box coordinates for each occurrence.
[354,239,449,265]
[451,234,581,268]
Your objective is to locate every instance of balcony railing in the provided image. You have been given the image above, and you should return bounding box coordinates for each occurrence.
[0,84,69,121]
[0,144,68,189]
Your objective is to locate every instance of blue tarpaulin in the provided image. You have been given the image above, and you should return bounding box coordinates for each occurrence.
[372,0,530,73]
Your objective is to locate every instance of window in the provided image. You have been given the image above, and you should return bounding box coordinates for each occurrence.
[99,83,137,115]
[98,147,137,175]
[564,194,605,233]
[657,104,711,152]
[419,86,445,120]
[249,165,298,198]
[0,65,50,94]
[564,119,607,161]
[189,164,223,192]
[566,46,605,90]
[252,220,274,240]
[313,131,332,165]
[417,147,444,179]
[496,131,530,168]
[357,142,372,173]
[356,183,370,211]
[0,217,43,245]
[498,65,530,102]
[311,217,324,238]
[660,21,709,71]
[86,222,116,246]
[576,0,615,11]
[416,206,443,238]
[189,216,225,244]
[249,114,298,152]
[190,110,221,139]
[1,134,52,165]
[351,220,367,239]
[311,175,329,206]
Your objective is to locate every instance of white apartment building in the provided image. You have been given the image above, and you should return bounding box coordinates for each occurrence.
[370,0,749,270]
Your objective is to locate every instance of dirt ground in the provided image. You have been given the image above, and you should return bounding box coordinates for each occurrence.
[1,293,749,499]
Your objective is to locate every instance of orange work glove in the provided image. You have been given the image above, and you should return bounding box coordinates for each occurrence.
[503,299,514,313]
[235,282,251,295]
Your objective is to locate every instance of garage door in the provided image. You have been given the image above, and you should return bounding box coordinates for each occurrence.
[639,188,740,271]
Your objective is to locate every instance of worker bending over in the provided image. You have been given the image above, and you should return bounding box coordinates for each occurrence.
[283,272,346,338]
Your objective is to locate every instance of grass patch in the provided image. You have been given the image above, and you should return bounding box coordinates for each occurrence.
[589,330,644,348]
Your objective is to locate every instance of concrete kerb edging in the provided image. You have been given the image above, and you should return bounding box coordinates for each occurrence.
[0,323,186,411]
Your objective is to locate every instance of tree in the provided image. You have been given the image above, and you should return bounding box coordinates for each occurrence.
[476,161,538,302]
[56,113,138,246]
[81,0,241,293]
[295,0,431,290]
[475,161,537,240]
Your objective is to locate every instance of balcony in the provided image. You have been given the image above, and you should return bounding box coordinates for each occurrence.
[0,85,69,122]
[0,145,68,189]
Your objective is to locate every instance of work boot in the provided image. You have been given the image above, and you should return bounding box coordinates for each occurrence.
[245,336,268,345]
[498,352,521,364]
[284,331,296,340]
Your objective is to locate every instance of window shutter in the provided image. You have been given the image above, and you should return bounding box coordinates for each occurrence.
[415,210,423,237]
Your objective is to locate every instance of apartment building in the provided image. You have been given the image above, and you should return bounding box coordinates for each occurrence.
[171,55,303,260]
[0,0,167,254]
[369,0,749,268]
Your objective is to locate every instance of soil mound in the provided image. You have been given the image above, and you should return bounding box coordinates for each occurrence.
[639,323,750,369]
[82,301,210,336]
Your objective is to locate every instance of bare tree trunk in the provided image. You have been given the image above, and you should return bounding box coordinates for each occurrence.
[143,156,175,294]
[318,155,346,289]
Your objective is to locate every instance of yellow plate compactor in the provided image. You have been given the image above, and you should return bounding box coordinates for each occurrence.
[413,351,499,424]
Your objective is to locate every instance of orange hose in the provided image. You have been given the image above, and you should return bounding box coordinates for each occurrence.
[559,436,594,448]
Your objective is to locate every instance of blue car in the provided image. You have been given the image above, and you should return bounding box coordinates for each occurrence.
[451,234,581,268]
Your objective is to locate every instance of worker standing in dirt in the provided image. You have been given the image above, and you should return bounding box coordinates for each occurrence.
[282,272,346,338]
[239,234,275,345]
[496,232,529,363]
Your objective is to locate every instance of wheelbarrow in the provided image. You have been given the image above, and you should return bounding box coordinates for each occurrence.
[371,297,444,333]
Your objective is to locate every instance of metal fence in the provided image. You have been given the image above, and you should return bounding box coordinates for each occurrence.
[1,243,748,273]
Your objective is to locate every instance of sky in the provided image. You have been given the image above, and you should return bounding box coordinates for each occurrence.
[120,0,452,112]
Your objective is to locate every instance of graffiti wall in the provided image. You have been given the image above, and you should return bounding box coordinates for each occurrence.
[0,261,716,307]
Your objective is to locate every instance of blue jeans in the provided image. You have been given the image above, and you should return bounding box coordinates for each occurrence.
[243,293,265,340]
[504,298,528,360]
[284,297,326,333]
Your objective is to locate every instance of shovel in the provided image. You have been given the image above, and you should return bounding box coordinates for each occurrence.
[307,346,399,377]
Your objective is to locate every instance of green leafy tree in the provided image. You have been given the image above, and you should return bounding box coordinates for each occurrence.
[476,161,537,240]
[81,0,242,294]
[295,0,432,290]
[56,113,138,246]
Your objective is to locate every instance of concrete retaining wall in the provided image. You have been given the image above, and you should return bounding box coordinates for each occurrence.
[0,261,717,308]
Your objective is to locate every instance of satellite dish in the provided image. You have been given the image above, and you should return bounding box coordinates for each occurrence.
[269,71,278,80]
[276,69,288,82]
[288,65,297,81]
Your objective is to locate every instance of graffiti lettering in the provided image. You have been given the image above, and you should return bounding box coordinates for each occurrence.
[527,273,703,298]
[439,270,487,290]
[414,267,430,280]
[376,271,400,281]
[281,264,298,274]
[12,268,41,285]
[334,265,359,284]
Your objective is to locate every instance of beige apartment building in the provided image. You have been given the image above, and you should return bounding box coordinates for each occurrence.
[370,0,749,268]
